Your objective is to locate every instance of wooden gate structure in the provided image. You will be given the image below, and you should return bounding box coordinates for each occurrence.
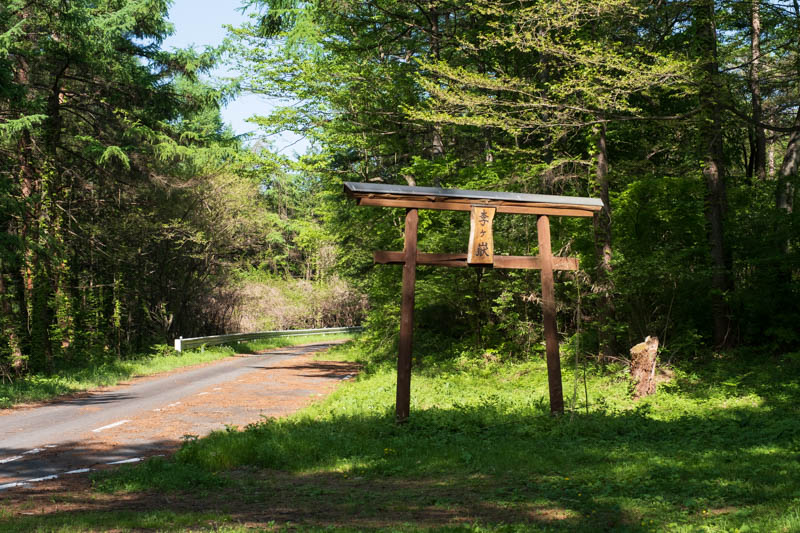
[344,181,603,420]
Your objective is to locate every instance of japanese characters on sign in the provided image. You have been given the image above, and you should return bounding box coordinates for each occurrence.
[467,205,496,265]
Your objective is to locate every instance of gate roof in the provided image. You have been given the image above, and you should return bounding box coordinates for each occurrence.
[343,181,603,217]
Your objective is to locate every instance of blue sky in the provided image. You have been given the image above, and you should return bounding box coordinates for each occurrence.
[162,0,308,156]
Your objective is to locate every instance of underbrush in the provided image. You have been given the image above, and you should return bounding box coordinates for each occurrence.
[0,334,351,408]
[235,272,367,332]
[85,341,800,531]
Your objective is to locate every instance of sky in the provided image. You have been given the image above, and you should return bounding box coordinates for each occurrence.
[161,0,309,157]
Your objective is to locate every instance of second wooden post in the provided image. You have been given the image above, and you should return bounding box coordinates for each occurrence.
[537,215,564,415]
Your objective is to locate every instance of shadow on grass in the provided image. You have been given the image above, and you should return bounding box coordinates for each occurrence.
[666,350,800,412]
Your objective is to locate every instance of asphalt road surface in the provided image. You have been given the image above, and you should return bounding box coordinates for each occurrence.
[0,340,355,491]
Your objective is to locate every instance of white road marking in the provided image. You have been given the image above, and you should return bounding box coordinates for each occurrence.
[27,474,58,482]
[167,402,181,407]
[44,444,57,448]
[106,457,142,465]
[23,448,43,455]
[0,454,145,491]
[197,392,210,396]
[152,408,161,412]
[92,420,130,433]
[0,456,23,464]
[0,482,29,491]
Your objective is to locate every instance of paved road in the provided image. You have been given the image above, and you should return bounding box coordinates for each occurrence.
[0,341,354,490]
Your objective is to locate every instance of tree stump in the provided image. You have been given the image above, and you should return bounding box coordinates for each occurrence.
[630,336,659,399]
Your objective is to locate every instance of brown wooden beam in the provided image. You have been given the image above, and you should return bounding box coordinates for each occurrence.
[374,251,578,271]
[356,197,597,217]
[375,251,468,267]
[396,208,418,423]
[537,215,564,415]
[497,255,578,271]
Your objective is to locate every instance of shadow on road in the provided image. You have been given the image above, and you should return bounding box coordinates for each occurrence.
[1,438,182,488]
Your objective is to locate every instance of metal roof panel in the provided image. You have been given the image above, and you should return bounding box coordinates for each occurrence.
[343,181,603,208]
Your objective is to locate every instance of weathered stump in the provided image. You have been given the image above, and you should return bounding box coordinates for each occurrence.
[630,336,659,399]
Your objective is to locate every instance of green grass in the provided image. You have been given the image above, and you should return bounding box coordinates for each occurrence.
[0,333,352,408]
[6,342,800,531]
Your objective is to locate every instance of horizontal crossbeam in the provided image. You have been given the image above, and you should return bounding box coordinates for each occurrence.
[374,251,578,271]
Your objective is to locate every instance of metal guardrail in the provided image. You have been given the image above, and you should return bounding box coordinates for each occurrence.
[174,326,363,352]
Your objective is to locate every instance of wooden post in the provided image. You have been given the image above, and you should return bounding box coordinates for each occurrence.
[397,208,418,422]
[537,215,564,415]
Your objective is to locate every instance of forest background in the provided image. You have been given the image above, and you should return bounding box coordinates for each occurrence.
[2,0,799,378]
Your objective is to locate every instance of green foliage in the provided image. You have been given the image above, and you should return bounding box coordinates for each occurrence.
[226,0,800,365]
[0,0,316,375]
[411,0,692,141]
[0,114,46,136]
[726,181,800,349]
[611,174,710,348]
[4,0,799,387]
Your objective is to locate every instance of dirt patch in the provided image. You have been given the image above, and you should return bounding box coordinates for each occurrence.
[90,353,362,448]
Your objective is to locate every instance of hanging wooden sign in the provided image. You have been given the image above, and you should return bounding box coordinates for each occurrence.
[468,206,495,265]
[343,181,602,421]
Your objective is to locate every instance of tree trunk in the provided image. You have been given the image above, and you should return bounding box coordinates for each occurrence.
[777,0,800,213]
[776,107,800,214]
[0,258,25,375]
[769,140,775,179]
[12,21,57,370]
[13,50,37,356]
[630,336,659,399]
[750,0,767,181]
[593,123,616,360]
[429,7,444,164]
[697,0,732,347]
[773,108,799,292]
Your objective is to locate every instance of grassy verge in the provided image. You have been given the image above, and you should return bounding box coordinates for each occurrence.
[0,333,352,409]
[5,343,800,532]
